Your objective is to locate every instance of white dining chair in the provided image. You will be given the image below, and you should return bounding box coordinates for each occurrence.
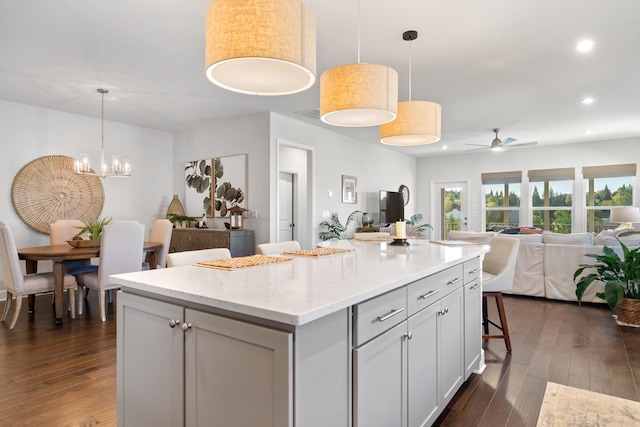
[256,240,300,255]
[166,248,231,267]
[482,236,520,352]
[142,219,173,269]
[76,220,144,321]
[0,221,77,329]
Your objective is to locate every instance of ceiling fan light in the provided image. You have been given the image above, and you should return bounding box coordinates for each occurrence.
[380,101,441,146]
[205,0,317,96]
[320,63,398,127]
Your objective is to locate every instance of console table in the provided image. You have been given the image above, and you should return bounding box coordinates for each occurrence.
[168,228,254,257]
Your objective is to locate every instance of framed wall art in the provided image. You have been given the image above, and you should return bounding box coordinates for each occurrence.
[342,175,357,204]
[184,158,212,217]
[213,154,248,217]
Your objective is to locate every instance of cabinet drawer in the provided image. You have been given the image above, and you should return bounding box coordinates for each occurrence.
[354,287,407,346]
[464,257,482,284]
[407,264,464,316]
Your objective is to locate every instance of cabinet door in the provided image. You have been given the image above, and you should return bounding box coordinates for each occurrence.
[169,229,191,252]
[184,309,293,427]
[407,303,440,427]
[464,278,482,379]
[353,321,407,427]
[439,288,464,405]
[117,292,185,427]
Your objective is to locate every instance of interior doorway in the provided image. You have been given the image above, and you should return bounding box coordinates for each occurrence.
[433,181,469,239]
[277,143,313,249]
[278,172,295,242]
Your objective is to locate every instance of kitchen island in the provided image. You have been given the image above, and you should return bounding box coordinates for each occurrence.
[112,239,488,427]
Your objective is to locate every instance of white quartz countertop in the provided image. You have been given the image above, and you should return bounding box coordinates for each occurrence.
[111,239,487,326]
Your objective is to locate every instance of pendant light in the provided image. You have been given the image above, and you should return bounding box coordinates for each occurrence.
[74,89,131,178]
[380,30,441,146]
[205,0,317,96]
[320,0,398,127]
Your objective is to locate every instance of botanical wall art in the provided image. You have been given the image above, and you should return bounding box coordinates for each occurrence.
[213,154,248,217]
[184,159,212,216]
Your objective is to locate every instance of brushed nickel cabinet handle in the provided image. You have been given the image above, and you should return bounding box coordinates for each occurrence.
[447,277,462,286]
[419,289,441,300]
[377,308,405,322]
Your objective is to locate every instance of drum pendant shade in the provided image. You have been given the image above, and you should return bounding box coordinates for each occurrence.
[205,0,317,96]
[320,63,398,127]
[380,100,442,145]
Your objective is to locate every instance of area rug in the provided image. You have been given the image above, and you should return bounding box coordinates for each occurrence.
[537,382,640,426]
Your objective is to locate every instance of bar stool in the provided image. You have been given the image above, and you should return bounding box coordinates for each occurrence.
[481,236,520,352]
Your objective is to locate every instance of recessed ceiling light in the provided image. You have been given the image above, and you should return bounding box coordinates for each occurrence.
[441,145,448,150]
[576,40,594,52]
[583,130,593,134]
[582,97,595,104]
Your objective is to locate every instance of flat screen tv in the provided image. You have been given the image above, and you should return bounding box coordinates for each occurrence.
[379,190,404,225]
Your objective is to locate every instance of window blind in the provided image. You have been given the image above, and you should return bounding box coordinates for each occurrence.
[481,171,522,185]
[582,163,636,179]
[528,167,575,182]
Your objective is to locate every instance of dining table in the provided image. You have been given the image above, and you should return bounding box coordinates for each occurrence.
[17,241,163,325]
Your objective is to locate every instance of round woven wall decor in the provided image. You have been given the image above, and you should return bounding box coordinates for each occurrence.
[11,155,105,234]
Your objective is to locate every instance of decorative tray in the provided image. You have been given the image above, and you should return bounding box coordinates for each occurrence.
[194,254,293,270]
[67,239,101,248]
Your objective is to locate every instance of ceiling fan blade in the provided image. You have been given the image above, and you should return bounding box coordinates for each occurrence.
[465,146,490,152]
[501,137,517,146]
[509,141,537,148]
[465,143,490,147]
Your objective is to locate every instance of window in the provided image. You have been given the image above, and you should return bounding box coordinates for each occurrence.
[529,168,575,234]
[583,164,636,233]
[482,171,521,231]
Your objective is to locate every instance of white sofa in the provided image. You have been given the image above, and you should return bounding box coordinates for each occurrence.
[447,229,640,303]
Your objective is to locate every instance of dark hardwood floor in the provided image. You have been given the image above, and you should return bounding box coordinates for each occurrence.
[1,293,639,426]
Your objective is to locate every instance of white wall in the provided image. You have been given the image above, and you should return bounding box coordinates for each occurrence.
[416,138,640,232]
[172,113,271,245]
[0,100,173,290]
[270,113,417,247]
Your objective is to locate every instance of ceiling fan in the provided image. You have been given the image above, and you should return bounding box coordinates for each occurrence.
[465,128,538,152]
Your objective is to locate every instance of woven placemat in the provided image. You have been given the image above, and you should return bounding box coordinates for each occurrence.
[282,247,356,257]
[11,155,104,234]
[195,254,293,270]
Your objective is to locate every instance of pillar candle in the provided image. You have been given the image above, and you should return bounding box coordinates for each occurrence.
[396,221,406,239]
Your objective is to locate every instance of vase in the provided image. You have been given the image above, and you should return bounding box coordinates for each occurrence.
[167,195,185,218]
[614,297,640,327]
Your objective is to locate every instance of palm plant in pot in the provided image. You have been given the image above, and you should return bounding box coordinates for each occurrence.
[319,211,361,241]
[575,239,640,326]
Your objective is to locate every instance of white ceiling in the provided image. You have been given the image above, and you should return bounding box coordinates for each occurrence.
[1,0,639,157]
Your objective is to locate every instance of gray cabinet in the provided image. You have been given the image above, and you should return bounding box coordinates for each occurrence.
[169,228,254,257]
[117,292,293,427]
[463,258,483,379]
[352,262,468,427]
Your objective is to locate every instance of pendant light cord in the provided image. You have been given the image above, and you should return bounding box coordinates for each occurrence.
[357,0,361,64]
[408,39,412,101]
[101,90,105,150]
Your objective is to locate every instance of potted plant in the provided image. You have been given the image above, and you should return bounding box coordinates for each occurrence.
[406,214,433,238]
[319,211,361,241]
[74,217,112,241]
[168,213,197,229]
[574,239,640,326]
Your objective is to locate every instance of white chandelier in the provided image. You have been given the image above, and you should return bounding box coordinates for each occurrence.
[74,89,131,178]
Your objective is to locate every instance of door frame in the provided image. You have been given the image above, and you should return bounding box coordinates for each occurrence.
[275,140,315,249]
[430,180,470,239]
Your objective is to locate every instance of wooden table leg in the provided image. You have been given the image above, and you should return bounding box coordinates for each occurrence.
[148,252,157,269]
[24,260,37,313]
[53,261,64,324]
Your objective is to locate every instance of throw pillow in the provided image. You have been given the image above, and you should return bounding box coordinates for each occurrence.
[542,232,594,245]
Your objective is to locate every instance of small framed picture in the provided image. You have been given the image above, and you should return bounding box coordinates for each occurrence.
[342,175,357,204]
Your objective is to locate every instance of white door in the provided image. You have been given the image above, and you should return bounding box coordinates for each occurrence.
[433,181,469,239]
[279,172,294,242]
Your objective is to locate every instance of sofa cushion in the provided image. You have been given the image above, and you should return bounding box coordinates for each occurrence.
[499,234,543,244]
[447,230,495,245]
[542,232,594,245]
[594,234,640,247]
